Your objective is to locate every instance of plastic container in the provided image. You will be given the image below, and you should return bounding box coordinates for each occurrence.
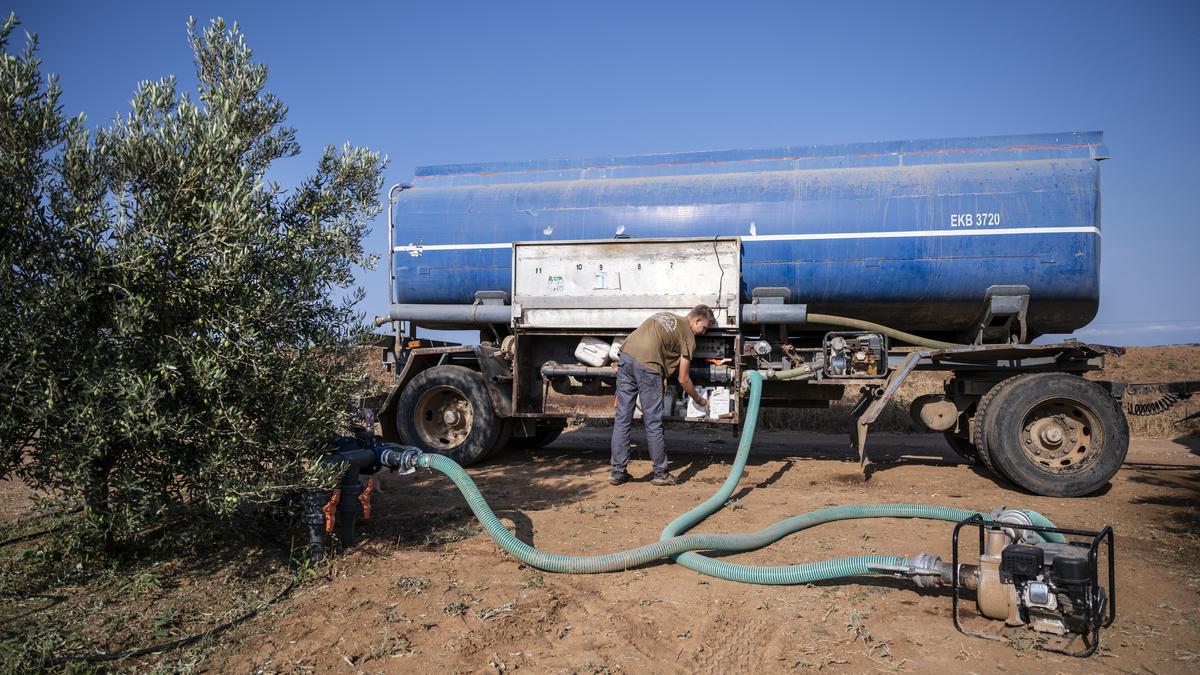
[708,386,732,417]
[687,386,731,420]
[686,387,710,419]
[574,336,611,367]
[609,337,626,361]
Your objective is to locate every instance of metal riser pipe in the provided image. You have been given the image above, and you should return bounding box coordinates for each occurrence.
[376,303,511,327]
[381,302,809,327]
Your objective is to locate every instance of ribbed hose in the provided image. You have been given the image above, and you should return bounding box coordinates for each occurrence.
[663,373,987,583]
[419,450,982,575]
[408,370,1061,581]
[1023,510,1068,544]
[663,503,1065,584]
[416,451,828,573]
[660,371,766,539]
[807,312,965,350]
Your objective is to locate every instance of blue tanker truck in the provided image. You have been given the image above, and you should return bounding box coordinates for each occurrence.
[373,131,1128,497]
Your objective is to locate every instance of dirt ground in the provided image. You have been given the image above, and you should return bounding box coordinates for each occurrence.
[3,346,1196,672]
[197,428,1200,674]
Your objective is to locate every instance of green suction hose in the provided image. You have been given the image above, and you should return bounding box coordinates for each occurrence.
[397,370,1061,583]
[415,450,846,573]
[657,372,1057,584]
[415,450,1061,580]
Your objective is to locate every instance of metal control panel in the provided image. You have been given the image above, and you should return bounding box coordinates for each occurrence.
[823,331,888,378]
[512,238,740,329]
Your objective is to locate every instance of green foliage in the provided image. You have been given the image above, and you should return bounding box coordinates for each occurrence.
[0,15,386,553]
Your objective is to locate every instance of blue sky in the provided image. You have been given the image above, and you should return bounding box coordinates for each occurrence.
[11,1,1200,346]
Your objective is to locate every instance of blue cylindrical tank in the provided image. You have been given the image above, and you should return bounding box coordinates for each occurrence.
[392,132,1105,337]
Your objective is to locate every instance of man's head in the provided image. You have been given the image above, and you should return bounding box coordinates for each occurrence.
[686,305,716,335]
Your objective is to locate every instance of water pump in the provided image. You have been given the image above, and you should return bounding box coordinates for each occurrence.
[875,508,1114,656]
[950,510,1115,655]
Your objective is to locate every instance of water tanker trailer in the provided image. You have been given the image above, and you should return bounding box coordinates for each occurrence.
[374,131,1129,497]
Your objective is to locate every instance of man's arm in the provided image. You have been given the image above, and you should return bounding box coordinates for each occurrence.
[678,357,707,407]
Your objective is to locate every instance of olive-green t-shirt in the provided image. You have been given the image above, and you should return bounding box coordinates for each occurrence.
[621,312,696,378]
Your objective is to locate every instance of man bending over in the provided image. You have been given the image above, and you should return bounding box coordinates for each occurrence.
[610,305,716,486]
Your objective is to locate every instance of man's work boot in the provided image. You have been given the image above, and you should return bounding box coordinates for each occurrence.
[609,471,632,486]
[650,472,678,486]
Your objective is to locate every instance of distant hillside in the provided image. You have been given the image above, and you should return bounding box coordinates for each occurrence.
[1087,345,1200,437]
[1089,345,1200,384]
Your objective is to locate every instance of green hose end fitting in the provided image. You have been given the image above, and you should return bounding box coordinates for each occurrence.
[1020,509,1067,543]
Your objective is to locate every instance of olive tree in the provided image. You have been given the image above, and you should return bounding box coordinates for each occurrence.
[0,15,385,552]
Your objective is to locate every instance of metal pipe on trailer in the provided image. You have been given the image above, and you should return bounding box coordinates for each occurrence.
[374,303,512,327]
[379,302,813,327]
[380,302,811,328]
[739,302,808,325]
[377,300,961,350]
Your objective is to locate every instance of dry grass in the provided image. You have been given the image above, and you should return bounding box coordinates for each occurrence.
[1088,345,1200,438]
[764,345,1200,438]
[761,372,944,435]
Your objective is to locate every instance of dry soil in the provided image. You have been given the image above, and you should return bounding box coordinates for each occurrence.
[206,428,1200,674]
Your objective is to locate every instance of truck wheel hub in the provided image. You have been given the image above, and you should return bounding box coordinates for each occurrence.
[415,386,474,450]
[1020,400,1096,472]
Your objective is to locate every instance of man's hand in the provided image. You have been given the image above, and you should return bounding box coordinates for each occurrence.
[678,356,705,408]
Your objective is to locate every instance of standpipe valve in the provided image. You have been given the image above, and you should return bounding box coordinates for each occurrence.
[322,489,341,534]
[359,479,375,520]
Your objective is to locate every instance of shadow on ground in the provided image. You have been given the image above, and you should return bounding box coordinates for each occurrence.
[1125,462,1200,537]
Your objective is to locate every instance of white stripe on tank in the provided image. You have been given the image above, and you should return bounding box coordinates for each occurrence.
[392,225,1101,253]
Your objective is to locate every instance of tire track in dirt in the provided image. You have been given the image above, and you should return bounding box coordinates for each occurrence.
[687,602,773,673]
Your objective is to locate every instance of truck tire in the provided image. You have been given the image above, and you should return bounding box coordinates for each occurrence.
[970,375,1023,480]
[983,373,1129,497]
[480,419,515,460]
[396,365,504,467]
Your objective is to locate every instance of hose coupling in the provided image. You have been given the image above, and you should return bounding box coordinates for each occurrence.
[872,552,952,588]
[376,444,423,475]
[740,365,818,394]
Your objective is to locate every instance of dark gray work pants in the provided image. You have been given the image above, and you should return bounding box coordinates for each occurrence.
[610,352,668,476]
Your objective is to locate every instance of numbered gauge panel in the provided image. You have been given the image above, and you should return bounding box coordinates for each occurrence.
[512,237,740,329]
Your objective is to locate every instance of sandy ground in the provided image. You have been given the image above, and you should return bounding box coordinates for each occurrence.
[202,428,1200,674]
